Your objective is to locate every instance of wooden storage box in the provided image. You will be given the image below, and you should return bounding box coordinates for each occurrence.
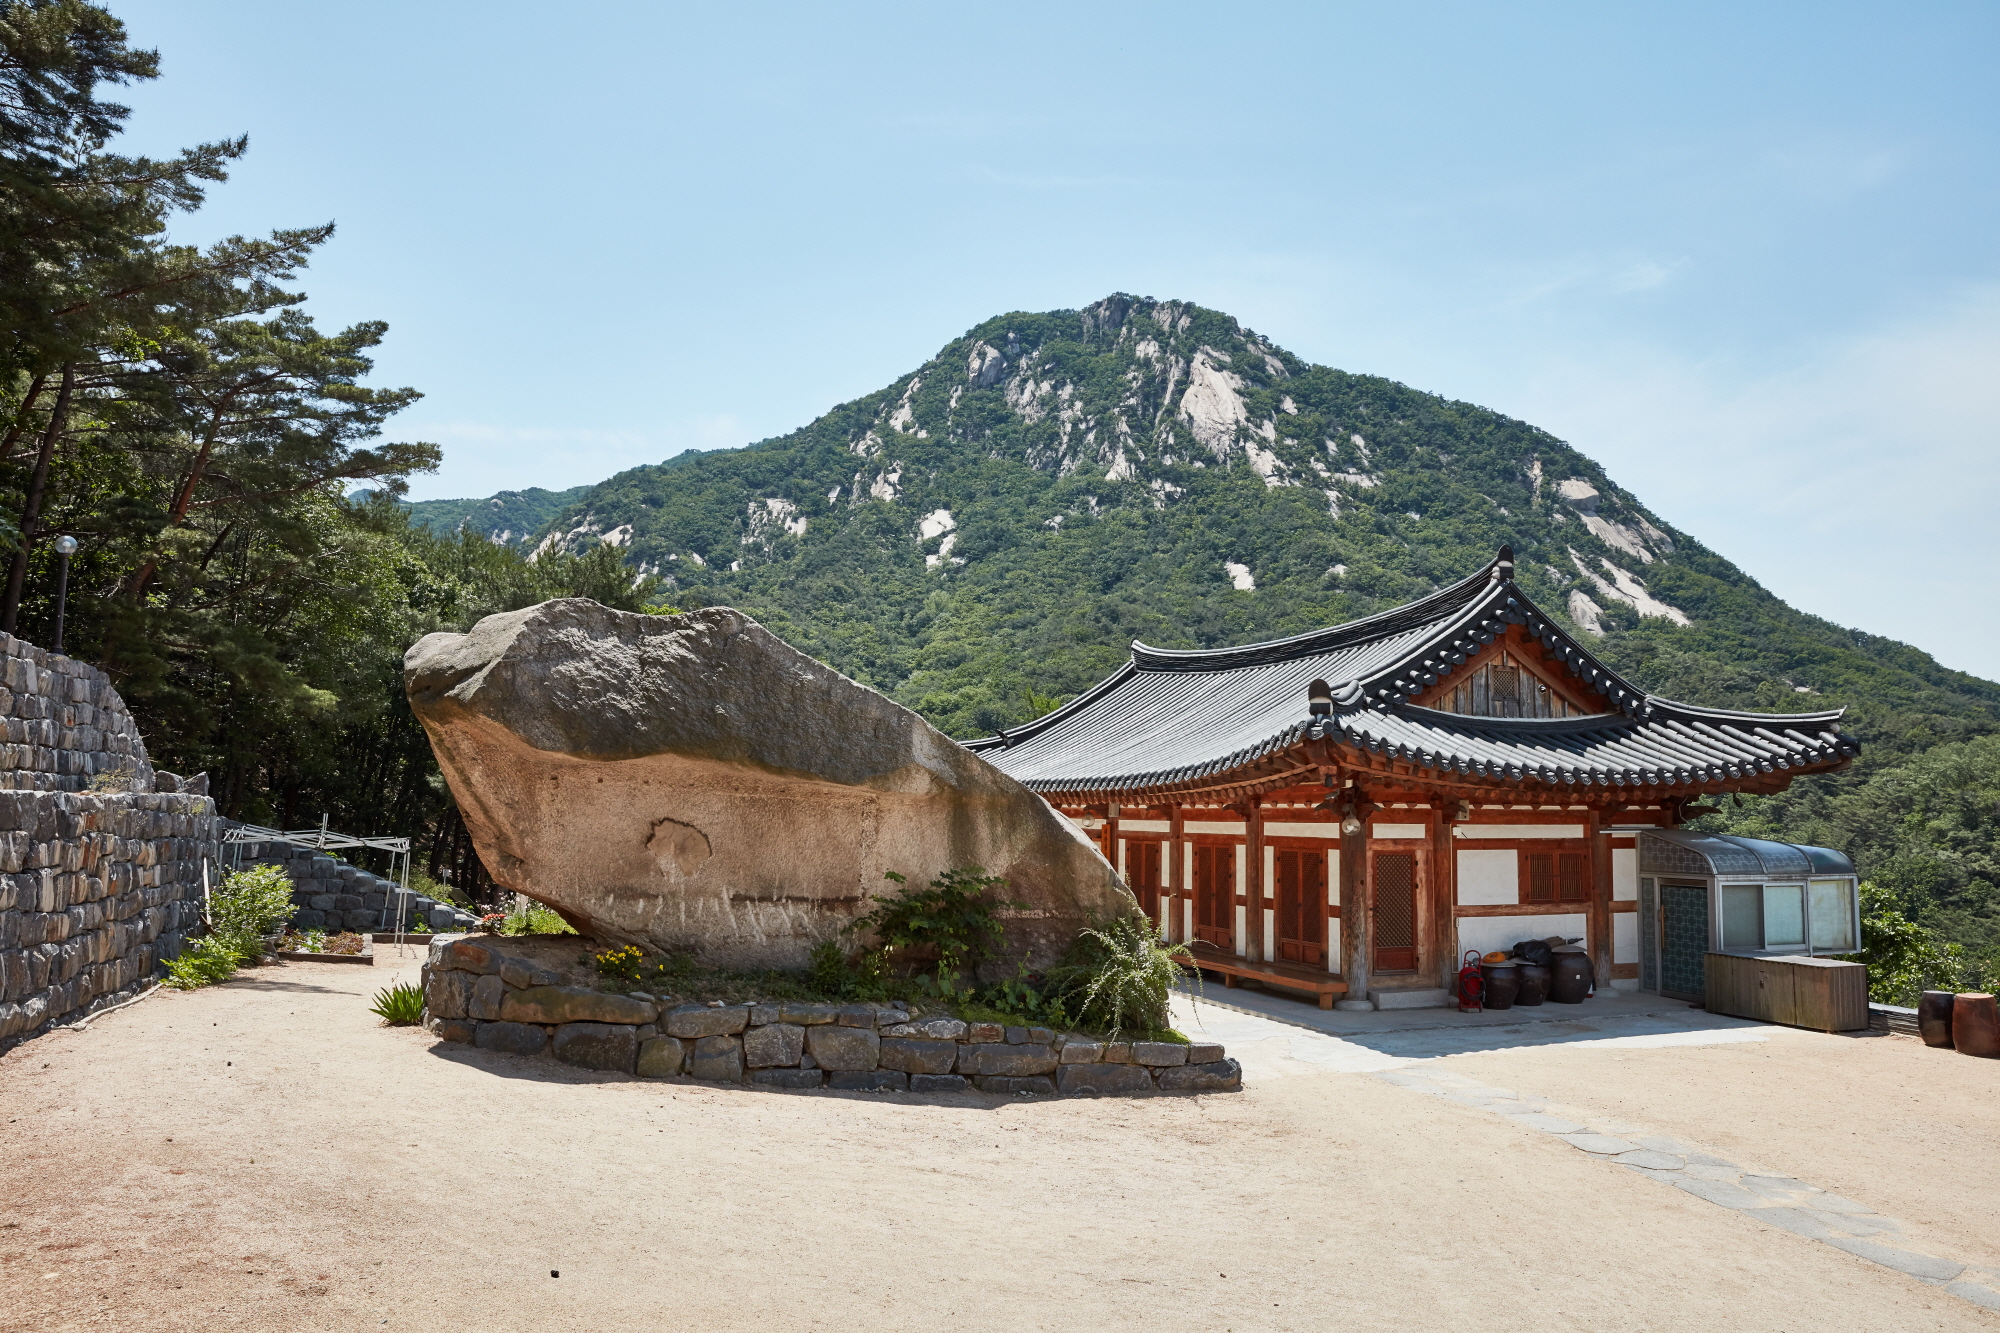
[1705,952,1869,1032]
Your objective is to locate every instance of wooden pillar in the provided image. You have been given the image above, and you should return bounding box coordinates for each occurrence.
[1589,806,1614,992]
[1340,815,1371,1003]
[1245,799,1267,965]
[1430,802,1456,989]
[1106,802,1123,881]
[1168,803,1185,944]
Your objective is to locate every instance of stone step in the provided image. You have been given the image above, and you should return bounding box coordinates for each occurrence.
[1368,987,1452,1010]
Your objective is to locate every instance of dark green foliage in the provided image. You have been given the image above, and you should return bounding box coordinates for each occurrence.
[846,867,1022,988]
[1843,882,1995,1005]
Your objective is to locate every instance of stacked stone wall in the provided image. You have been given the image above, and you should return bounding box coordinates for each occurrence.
[0,632,155,793]
[0,791,214,1049]
[422,936,1241,1096]
[0,633,219,1051]
[229,836,479,934]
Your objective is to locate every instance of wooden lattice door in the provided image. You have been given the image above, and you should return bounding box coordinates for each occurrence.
[1129,842,1163,922]
[1372,850,1417,972]
[1193,844,1234,949]
[1275,848,1327,965]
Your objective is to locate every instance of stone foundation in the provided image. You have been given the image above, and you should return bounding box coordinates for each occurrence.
[422,936,1240,1096]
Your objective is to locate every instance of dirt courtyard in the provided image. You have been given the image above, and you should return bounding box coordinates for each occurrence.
[1,951,1995,1333]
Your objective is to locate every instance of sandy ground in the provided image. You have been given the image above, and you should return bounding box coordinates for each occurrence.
[1447,1023,2000,1271]
[1,951,1995,1333]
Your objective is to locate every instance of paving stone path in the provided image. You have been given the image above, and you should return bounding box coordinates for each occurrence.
[1372,1062,2000,1314]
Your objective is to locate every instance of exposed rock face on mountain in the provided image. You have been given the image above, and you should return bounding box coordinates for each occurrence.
[404,599,1134,968]
[402,485,591,551]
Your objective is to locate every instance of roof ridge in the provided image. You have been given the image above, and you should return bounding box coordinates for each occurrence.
[1129,551,1508,672]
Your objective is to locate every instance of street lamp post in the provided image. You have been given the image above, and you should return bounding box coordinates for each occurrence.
[51,535,78,656]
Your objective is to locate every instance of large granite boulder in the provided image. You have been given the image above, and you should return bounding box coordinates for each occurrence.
[404,599,1134,969]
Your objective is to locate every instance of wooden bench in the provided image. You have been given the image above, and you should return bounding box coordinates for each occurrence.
[1180,944,1350,1009]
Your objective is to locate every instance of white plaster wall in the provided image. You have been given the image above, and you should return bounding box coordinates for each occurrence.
[1263,907,1276,962]
[1264,822,1341,838]
[1453,824,1585,839]
[1613,847,1638,899]
[1235,904,1247,956]
[1262,845,1275,900]
[1456,913,1587,960]
[1187,820,1246,836]
[1119,819,1171,833]
[1371,823,1426,839]
[1456,849,1519,905]
[1615,911,1639,964]
[1327,918,1341,971]
[1327,850,1339,902]
[1117,838,1127,877]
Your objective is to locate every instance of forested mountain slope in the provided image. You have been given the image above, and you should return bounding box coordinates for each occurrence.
[402,485,589,551]
[448,295,2000,953]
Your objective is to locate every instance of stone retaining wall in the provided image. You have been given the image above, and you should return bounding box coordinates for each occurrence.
[0,631,154,793]
[422,936,1240,1096]
[0,633,221,1051]
[0,791,216,1050]
[229,834,479,934]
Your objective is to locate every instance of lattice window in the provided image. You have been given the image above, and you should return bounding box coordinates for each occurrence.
[1559,852,1589,902]
[1527,851,1589,902]
[1375,852,1416,950]
[1435,653,1571,719]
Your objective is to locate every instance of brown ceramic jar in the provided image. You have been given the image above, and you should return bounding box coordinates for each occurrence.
[1952,992,1998,1059]
[1549,952,1593,1004]
[1481,962,1520,1010]
[1918,990,1956,1048]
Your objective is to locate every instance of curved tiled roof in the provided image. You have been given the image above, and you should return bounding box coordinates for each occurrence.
[970,548,1858,796]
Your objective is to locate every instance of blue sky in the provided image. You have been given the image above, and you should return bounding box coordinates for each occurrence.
[112,1,1999,672]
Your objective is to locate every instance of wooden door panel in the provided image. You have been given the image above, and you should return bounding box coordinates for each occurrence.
[1128,842,1162,920]
[1275,848,1326,965]
[1193,844,1234,949]
[1373,850,1417,972]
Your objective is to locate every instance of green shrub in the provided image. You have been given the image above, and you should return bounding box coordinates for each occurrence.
[163,864,299,989]
[976,963,1071,1028]
[161,936,241,989]
[209,864,297,955]
[847,867,1021,989]
[369,982,425,1025]
[500,900,576,936]
[806,939,850,994]
[406,869,469,909]
[1846,881,1996,1003]
[1046,915,1196,1039]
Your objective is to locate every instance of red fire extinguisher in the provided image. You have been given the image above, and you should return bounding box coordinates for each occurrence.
[1457,949,1485,1013]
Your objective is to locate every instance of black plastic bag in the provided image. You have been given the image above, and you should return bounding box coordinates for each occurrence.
[1511,939,1554,967]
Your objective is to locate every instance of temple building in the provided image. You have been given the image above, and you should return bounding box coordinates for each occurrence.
[970,548,1861,1010]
